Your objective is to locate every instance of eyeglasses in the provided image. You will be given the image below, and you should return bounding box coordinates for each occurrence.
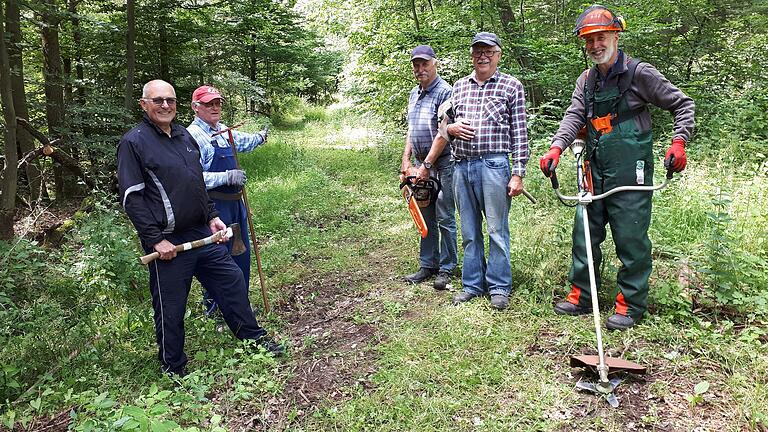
[196,100,224,108]
[471,50,500,58]
[142,97,177,106]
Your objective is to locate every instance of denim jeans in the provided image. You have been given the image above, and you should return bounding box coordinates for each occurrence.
[453,154,512,296]
[417,158,458,274]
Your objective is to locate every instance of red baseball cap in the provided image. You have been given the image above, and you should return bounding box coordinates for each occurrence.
[192,85,224,103]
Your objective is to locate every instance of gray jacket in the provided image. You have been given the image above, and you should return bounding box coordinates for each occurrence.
[551,53,695,151]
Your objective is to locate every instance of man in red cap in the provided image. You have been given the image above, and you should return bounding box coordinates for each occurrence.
[187,85,269,316]
[539,5,695,330]
[118,80,281,376]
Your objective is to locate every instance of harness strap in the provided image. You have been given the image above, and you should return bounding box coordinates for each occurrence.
[584,57,643,123]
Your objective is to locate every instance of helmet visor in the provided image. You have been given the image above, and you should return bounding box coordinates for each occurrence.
[574,6,622,36]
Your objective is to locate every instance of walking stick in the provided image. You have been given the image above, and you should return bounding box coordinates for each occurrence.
[213,123,271,313]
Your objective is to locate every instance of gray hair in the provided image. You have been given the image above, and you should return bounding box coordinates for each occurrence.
[141,79,175,98]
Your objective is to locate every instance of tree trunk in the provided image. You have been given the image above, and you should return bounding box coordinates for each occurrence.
[6,0,41,202]
[158,18,169,80]
[0,0,18,239]
[249,44,256,114]
[68,0,84,104]
[496,0,543,106]
[410,0,420,32]
[40,0,75,199]
[124,0,135,117]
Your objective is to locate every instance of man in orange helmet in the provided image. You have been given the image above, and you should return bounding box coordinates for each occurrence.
[539,5,695,330]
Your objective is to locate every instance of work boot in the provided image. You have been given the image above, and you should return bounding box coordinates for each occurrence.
[490,294,509,310]
[433,271,451,290]
[162,366,188,378]
[554,301,590,316]
[453,291,480,305]
[606,313,637,331]
[249,337,287,356]
[403,268,437,284]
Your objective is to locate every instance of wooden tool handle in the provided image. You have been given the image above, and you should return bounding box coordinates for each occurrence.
[138,227,231,265]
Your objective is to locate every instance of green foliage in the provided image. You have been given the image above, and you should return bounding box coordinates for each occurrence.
[694,189,768,316]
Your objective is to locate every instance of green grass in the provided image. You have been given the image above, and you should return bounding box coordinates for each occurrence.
[1,100,767,430]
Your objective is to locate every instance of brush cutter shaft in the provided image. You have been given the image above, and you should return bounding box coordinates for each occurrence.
[580,205,610,384]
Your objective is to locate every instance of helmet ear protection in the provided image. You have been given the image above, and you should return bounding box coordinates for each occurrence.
[607,7,627,31]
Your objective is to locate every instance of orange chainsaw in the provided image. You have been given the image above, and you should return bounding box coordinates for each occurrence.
[399,176,441,238]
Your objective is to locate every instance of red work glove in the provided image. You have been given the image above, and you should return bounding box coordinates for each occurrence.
[539,147,562,177]
[664,138,687,172]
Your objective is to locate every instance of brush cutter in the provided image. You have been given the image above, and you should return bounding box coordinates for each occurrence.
[546,136,675,407]
[399,175,441,238]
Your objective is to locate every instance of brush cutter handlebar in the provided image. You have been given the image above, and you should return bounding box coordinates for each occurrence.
[548,155,676,203]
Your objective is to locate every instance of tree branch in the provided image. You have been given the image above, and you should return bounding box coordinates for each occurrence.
[16,117,96,190]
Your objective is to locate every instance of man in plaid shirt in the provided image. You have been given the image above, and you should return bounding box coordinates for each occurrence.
[447,32,530,310]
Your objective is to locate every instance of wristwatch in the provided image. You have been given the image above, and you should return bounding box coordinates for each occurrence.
[423,160,433,169]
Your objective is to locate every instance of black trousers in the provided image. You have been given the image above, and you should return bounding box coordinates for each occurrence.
[147,236,266,373]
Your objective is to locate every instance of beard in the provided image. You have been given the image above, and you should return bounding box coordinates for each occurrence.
[589,42,615,65]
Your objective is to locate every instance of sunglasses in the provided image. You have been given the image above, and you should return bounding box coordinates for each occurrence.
[142,97,177,106]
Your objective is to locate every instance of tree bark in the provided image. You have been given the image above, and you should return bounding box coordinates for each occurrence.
[6,0,42,202]
[40,0,74,199]
[410,0,420,32]
[68,0,84,105]
[124,0,135,117]
[0,0,18,239]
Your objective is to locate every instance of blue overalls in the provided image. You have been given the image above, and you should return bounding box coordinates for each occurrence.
[204,141,251,313]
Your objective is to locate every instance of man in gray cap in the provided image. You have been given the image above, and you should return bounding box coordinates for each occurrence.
[399,45,458,290]
[446,32,530,310]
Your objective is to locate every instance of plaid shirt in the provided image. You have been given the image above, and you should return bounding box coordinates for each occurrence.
[451,70,530,177]
[407,76,452,161]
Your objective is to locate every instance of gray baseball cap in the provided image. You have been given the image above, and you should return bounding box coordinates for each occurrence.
[411,45,436,61]
[471,32,501,48]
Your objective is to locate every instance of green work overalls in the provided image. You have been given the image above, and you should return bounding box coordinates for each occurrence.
[567,64,654,321]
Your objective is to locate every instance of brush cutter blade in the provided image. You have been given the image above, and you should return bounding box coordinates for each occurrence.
[575,377,623,407]
[570,355,646,374]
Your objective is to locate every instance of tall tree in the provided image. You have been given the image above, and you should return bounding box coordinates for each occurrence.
[5,0,41,201]
[0,0,18,239]
[39,0,73,198]
[124,0,135,116]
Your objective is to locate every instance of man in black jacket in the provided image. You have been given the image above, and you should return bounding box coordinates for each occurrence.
[117,79,281,376]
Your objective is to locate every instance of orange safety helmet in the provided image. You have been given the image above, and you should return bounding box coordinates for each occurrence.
[574,5,626,38]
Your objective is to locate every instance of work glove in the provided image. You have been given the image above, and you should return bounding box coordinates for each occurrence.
[539,147,562,177]
[259,126,269,143]
[664,138,687,172]
[226,169,247,186]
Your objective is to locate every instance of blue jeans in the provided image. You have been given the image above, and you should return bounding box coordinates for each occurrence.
[417,159,458,273]
[453,154,512,296]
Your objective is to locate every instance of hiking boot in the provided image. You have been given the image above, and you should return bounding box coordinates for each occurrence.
[490,294,509,310]
[453,291,480,305]
[257,337,287,356]
[553,301,590,316]
[162,366,188,378]
[403,268,437,284]
[433,271,451,290]
[606,313,637,331]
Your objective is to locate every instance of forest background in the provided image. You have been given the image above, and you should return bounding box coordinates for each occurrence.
[0,0,767,430]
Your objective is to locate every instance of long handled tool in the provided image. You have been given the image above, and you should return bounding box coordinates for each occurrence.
[139,225,236,265]
[547,137,673,407]
[212,123,271,314]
